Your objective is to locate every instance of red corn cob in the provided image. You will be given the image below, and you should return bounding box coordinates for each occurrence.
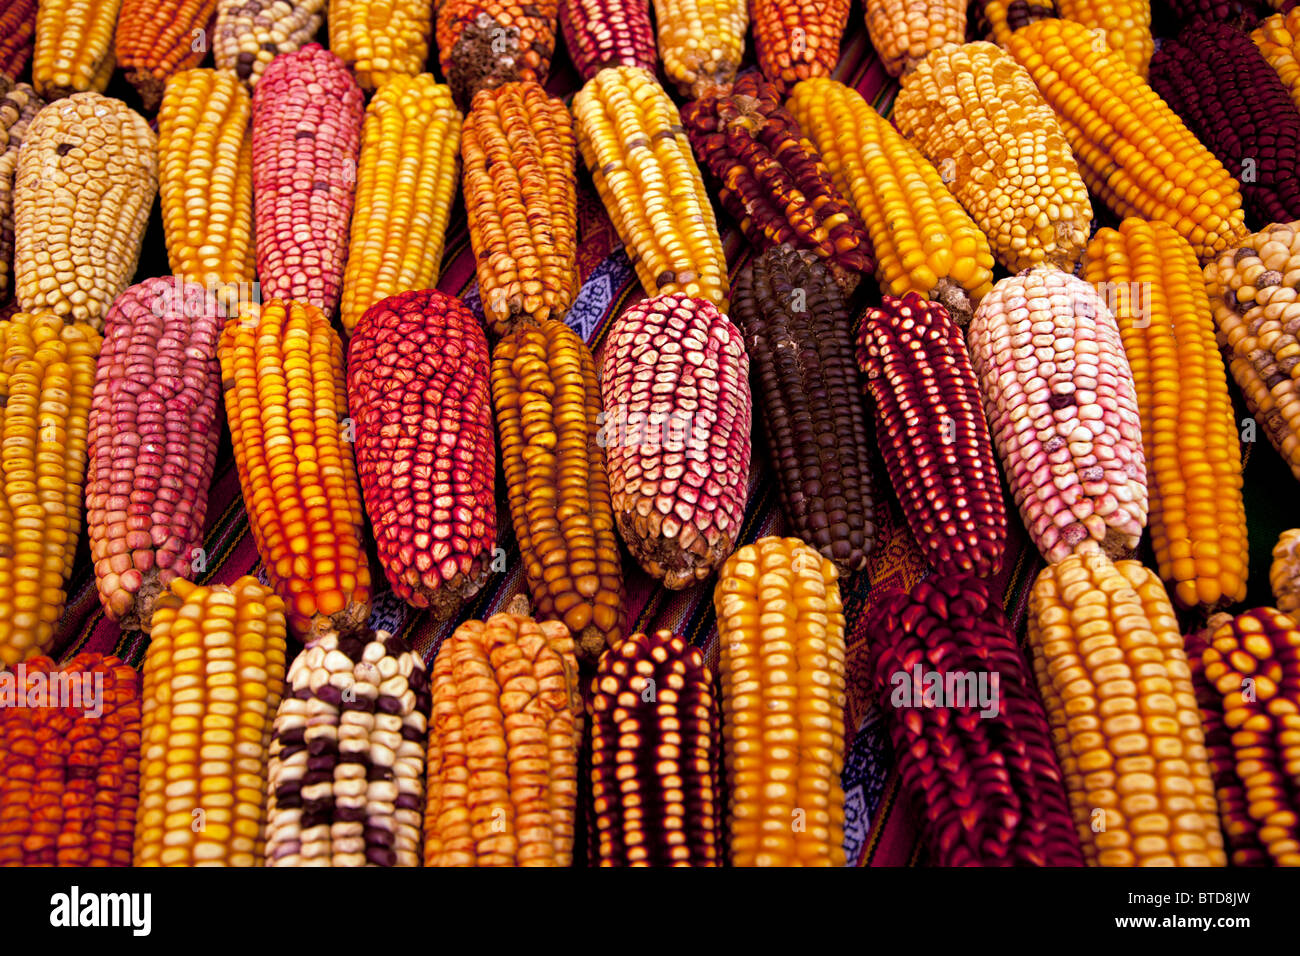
[751,0,849,93]
[867,576,1086,866]
[0,82,42,309]
[0,0,35,81]
[347,289,497,616]
[252,44,364,318]
[559,0,656,80]
[86,278,223,632]
[857,292,1008,578]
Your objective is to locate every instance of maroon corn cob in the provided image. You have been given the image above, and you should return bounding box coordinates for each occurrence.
[86,278,223,632]
[347,289,497,616]
[252,44,364,318]
[1155,0,1268,30]
[1150,21,1300,228]
[866,575,1086,866]
[599,292,752,589]
[857,292,1007,578]
[589,629,722,866]
[558,0,656,80]
[729,245,875,573]
[0,0,35,81]
[0,81,41,309]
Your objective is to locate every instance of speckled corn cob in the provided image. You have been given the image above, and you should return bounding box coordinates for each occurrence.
[970,0,1058,46]
[967,266,1147,563]
[574,67,728,311]
[424,608,582,866]
[653,0,747,98]
[0,654,140,866]
[558,0,656,80]
[134,577,287,866]
[858,292,1007,578]
[864,0,965,77]
[1272,530,1300,619]
[788,77,994,326]
[714,537,846,866]
[220,300,372,641]
[893,41,1092,274]
[0,0,36,81]
[589,629,721,866]
[214,0,326,89]
[0,313,99,667]
[252,45,364,318]
[1029,554,1227,866]
[157,69,255,294]
[347,290,497,616]
[1055,0,1152,78]
[341,74,462,335]
[1254,9,1300,113]
[730,245,875,573]
[1083,218,1247,610]
[1005,19,1249,261]
[86,278,223,632]
[751,0,849,92]
[266,630,430,867]
[32,0,119,98]
[600,292,751,589]
[436,0,560,109]
[115,0,218,109]
[681,73,872,290]
[492,318,623,663]
[464,81,576,339]
[1203,221,1300,480]
[330,0,432,92]
[867,575,1085,866]
[0,82,41,309]
[13,93,157,330]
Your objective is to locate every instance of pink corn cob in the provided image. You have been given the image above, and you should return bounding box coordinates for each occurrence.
[86,278,224,632]
[252,44,364,317]
[599,292,752,588]
[967,266,1147,563]
[559,0,656,81]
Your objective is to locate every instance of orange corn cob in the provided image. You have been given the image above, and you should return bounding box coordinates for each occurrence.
[116,0,218,109]
[436,0,560,109]
[751,0,849,93]
[0,0,36,81]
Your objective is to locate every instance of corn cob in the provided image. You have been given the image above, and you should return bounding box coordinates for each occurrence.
[13,93,157,330]
[330,0,432,92]
[787,77,994,326]
[1272,530,1300,619]
[574,67,728,312]
[1254,10,1300,114]
[589,629,721,866]
[729,245,875,573]
[681,72,873,290]
[252,45,364,319]
[864,0,965,77]
[424,607,582,866]
[1082,219,1247,610]
[1028,553,1227,866]
[600,292,751,589]
[893,41,1092,274]
[969,0,1058,46]
[0,313,99,667]
[340,74,462,335]
[1203,221,1300,481]
[135,576,288,866]
[32,0,119,98]
[714,536,846,866]
[1054,0,1152,79]
[1193,608,1300,865]
[1158,0,1265,28]
[157,69,255,296]
[86,278,223,632]
[867,575,1085,866]
[463,81,576,339]
[266,629,430,867]
[0,0,36,81]
[0,82,41,309]
[436,0,560,109]
[652,0,747,98]
[491,318,623,663]
[1005,19,1249,262]
[115,0,218,109]
[214,0,326,89]
[751,0,848,92]
[0,654,140,867]
[857,292,1008,578]
[558,0,656,80]
[347,290,497,615]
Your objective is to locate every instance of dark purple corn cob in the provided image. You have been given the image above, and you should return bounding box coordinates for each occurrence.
[1154,0,1268,31]
[558,0,656,81]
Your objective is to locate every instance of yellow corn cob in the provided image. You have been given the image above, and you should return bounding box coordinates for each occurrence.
[134,576,288,866]
[863,0,965,77]
[1255,10,1300,115]
[157,69,255,297]
[788,76,994,325]
[652,0,747,98]
[1055,0,1152,79]
[219,300,372,640]
[714,536,847,866]
[464,81,577,338]
[1028,552,1227,866]
[1082,218,1247,610]
[0,312,99,666]
[330,0,432,92]
[1271,529,1300,619]
[573,66,728,312]
[32,0,120,98]
[340,74,462,335]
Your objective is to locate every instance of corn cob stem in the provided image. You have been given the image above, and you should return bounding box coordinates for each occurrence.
[214,0,326,89]
[32,0,120,98]
[652,0,747,98]
[558,0,656,80]
[751,0,849,92]
[116,0,218,109]
[0,0,36,81]
[330,0,433,92]
[0,82,41,310]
